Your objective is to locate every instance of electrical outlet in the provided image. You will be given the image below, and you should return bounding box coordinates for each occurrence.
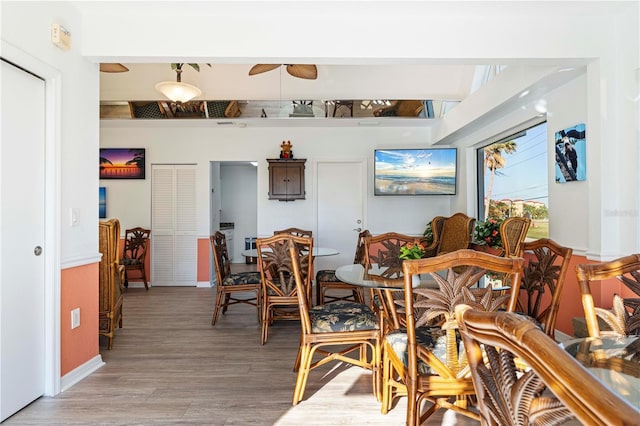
[71,308,80,329]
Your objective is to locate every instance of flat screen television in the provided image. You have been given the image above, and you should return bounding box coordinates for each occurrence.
[374,148,457,195]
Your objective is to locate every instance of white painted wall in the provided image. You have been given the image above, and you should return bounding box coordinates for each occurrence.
[99,121,453,242]
[1,2,99,266]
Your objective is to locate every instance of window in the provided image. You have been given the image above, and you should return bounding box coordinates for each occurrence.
[477,121,548,239]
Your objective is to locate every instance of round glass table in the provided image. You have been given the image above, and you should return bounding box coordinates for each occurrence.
[335,263,436,289]
[241,247,338,258]
[561,335,640,410]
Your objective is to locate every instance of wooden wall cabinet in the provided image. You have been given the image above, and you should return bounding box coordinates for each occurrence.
[267,159,306,201]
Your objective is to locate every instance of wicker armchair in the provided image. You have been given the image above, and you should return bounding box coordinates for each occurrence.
[455,306,639,425]
[381,250,524,424]
[422,213,476,258]
[210,231,261,326]
[576,253,640,337]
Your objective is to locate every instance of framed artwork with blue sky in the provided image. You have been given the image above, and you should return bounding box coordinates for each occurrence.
[554,123,586,183]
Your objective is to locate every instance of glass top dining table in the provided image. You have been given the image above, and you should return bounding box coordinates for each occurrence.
[241,247,338,258]
[335,263,437,290]
[561,335,640,410]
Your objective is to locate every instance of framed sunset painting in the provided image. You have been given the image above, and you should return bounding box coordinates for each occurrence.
[99,148,145,179]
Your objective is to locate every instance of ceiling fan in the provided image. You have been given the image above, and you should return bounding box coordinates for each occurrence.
[248,64,317,80]
[100,63,129,73]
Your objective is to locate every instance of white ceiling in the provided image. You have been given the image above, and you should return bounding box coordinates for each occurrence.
[100,63,480,103]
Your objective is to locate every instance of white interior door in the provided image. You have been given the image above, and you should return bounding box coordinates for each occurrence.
[315,161,366,271]
[1,60,46,421]
[151,164,197,286]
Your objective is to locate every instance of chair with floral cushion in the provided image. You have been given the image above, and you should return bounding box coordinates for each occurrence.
[315,230,369,305]
[576,253,640,337]
[455,306,639,426]
[284,235,382,405]
[422,213,476,258]
[210,231,262,326]
[381,249,524,425]
[257,234,314,345]
[519,238,572,339]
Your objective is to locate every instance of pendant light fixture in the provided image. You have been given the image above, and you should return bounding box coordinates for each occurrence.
[155,64,202,103]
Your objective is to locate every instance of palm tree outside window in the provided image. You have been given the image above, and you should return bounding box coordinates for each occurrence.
[476,121,549,239]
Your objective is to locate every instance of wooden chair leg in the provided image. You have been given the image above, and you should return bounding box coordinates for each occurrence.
[140,267,149,290]
[292,343,312,405]
[211,288,225,326]
[222,293,231,313]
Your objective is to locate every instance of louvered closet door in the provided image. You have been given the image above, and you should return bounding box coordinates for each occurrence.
[151,165,197,286]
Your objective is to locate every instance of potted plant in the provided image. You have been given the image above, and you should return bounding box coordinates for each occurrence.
[399,240,426,287]
[473,218,505,256]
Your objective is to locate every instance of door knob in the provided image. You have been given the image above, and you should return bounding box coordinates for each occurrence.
[34,246,43,256]
[353,227,362,232]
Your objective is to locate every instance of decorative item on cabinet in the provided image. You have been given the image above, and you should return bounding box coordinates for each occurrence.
[267,158,306,201]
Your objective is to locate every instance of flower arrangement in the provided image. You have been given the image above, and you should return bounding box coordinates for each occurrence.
[399,240,426,260]
[475,217,504,248]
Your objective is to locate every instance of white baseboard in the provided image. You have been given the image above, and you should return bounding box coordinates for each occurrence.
[60,354,104,392]
[197,281,213,288]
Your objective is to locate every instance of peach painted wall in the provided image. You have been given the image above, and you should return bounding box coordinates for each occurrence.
[553,254,636,336]
[60,263,99,376]
[197,238,211,283]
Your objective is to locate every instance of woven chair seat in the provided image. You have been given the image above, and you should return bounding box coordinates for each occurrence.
[385,326,455,375]
[309,301,379,333]
[120,258,142,266]
[315,269,341,282]
[221,271,261,286]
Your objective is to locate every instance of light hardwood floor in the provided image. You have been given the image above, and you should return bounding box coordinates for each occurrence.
[5,266,479,425]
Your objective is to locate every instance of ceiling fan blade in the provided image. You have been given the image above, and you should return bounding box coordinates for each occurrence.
[248,64,282,76]
[286,64,317,80]
[100,63,129,73]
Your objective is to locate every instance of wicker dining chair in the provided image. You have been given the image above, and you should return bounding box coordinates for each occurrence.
[315,230,369,305]
[455,306,639,426]
[257,234,313,345]
[381,249,524,425]
[519,238,572,339]
[499,216,531,258]
[362,232,417,331]
[120,227,151,289]
[285,236,382,405]
[210,231,262,326]
[274,227,313,238]
[576,253,640,337]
